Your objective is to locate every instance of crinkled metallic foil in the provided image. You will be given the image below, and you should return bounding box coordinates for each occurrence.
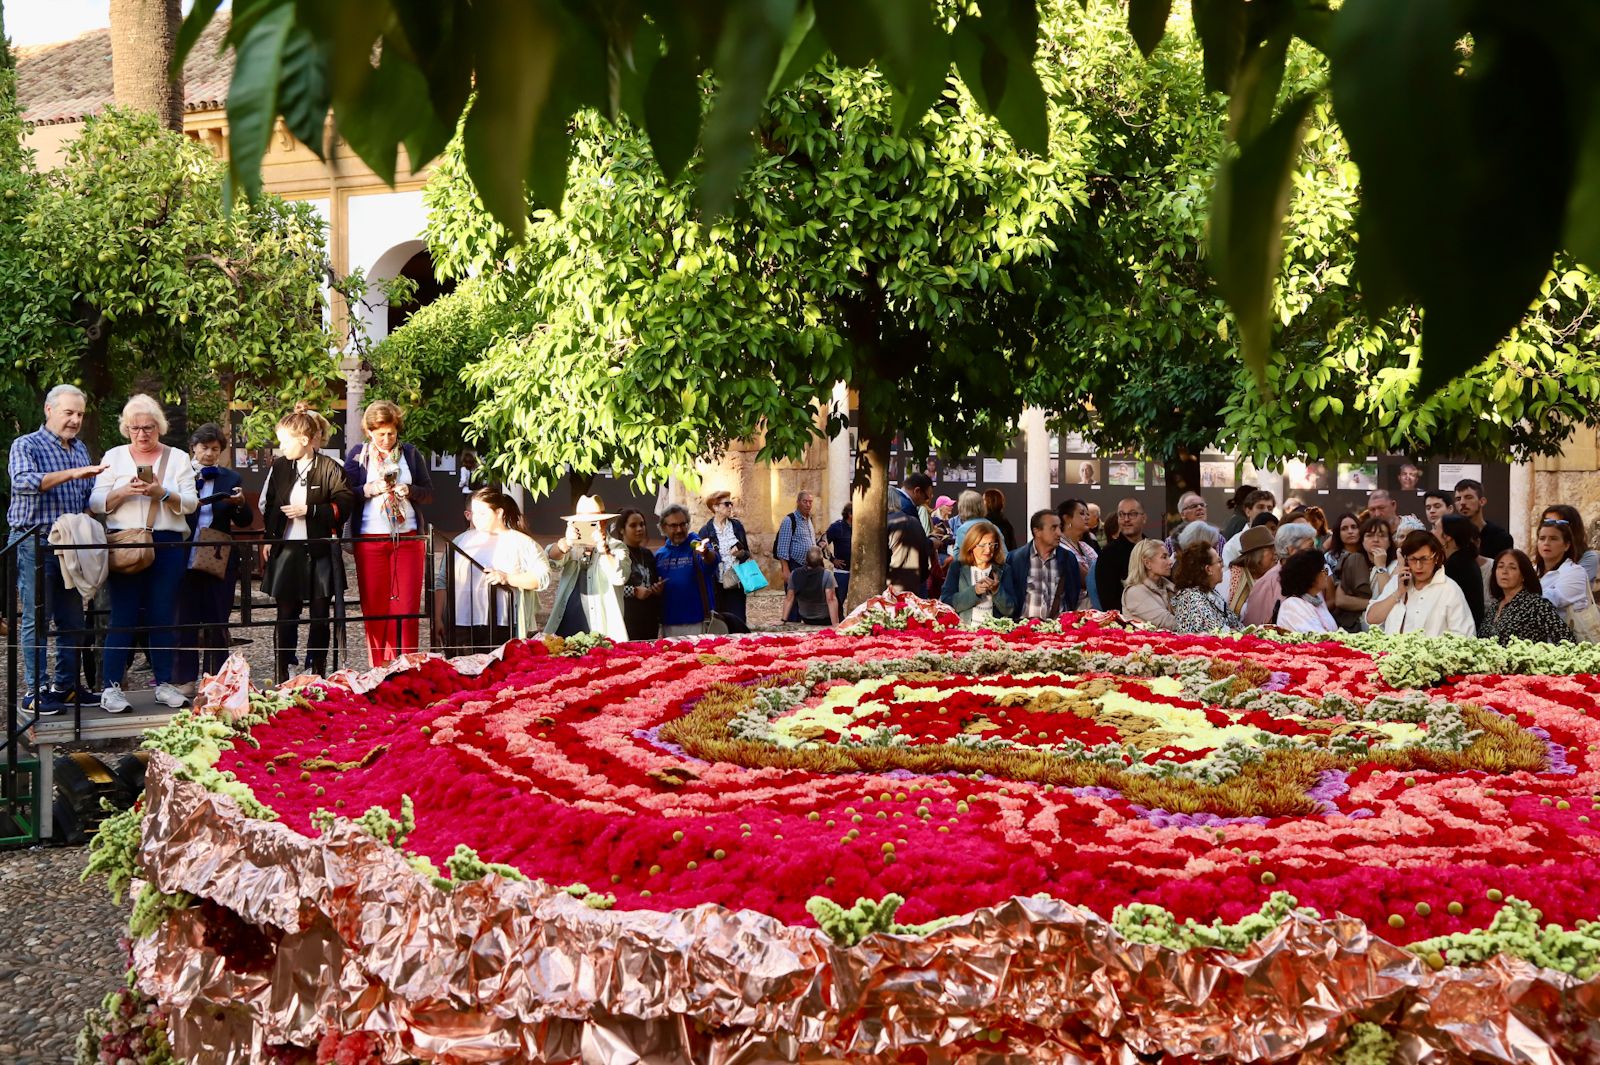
[130,753,1600,1064]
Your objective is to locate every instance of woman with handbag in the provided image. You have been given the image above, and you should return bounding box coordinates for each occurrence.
[261,406,356,682]
[1536,517,1600,641]
[697,490,751,633]
[344,401,434,668]
[89,394,198,712]
[173,423,252,694]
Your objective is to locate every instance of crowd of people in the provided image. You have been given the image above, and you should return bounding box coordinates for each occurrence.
[1028,482,1598,645]
[10,383,1598,718]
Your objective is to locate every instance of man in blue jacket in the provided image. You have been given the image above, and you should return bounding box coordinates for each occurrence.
[1000,509,1080,620]
[655,504,720,637]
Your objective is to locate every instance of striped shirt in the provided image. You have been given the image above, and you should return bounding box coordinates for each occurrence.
[1024,543,1058,619]
[7,425,92,528]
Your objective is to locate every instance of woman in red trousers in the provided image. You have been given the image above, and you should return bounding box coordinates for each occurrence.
[344,401,433,667]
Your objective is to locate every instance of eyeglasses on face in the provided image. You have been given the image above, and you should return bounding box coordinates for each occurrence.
[719,500,735,508]
[1406,554,1439,566]
[974,540,998,551]
[663,521,688,530]
[128,424,159,433]
[1117,511,1142,520]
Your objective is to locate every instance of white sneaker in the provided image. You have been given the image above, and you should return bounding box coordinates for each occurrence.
[101,685,130,713]
[153,683,187,709]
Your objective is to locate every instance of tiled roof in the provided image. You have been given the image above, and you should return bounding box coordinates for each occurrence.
[17,17,233,126]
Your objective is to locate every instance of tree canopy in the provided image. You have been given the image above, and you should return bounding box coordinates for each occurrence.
[1030,4,1600,470]
[175,0,1600,406]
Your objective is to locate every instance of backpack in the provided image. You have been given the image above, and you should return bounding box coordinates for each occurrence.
[771,513,798,563]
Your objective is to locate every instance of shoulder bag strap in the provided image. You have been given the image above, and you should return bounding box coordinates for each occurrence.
[691,547,715,621]
[144,445,173,534]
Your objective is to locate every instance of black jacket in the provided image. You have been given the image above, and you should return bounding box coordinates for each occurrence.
[262,454,356,556]
[1096,535,1138,613]
[697,518,750,561]
[186,464,252,535]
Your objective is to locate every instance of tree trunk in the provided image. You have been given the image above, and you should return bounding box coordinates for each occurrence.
[846,404,890,612]
[1163,447,1203,533]
[75,299,114,451]
[109,0,184,132]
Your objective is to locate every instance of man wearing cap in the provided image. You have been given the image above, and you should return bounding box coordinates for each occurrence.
[547,494,630,642]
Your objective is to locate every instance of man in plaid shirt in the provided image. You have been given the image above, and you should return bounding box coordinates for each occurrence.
[7,385,105,712]
[999,509,1081,620]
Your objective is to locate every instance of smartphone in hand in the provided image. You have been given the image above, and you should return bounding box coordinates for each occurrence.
[136,464,154,482]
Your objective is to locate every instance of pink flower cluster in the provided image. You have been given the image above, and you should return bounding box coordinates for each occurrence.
[221,623,1600,942]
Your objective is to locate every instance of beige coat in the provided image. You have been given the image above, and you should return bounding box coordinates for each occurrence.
[49,512,108,599]
[1123,579,1177,630]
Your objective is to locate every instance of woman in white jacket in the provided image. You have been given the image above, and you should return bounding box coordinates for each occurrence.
[1535,518,1599,639]
[1364,530,1474,637]
[89,394,198,712]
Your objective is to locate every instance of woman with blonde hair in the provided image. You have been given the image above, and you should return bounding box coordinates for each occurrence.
[948,489,985,551]
[261,405,355,681]
[344,400,434,667]
[939,520,1014,623]
[90,394,198,712]
[1122,537,1177,630]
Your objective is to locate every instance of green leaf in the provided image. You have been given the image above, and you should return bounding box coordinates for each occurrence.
[172,0,227,74]
[1564,89,1600,272]
[1191,0,1245,94]
[645,47,702,182]
[698,0,796,216]
[813,0,883,67]
[1331,0,1577,396]
[1209,93,1314,382]
[992,58,1049,156]
[525,97,574,211]
[1226,28,1290,143]
[461,0,561,236]
[225,5,294,204]
[336,46,430,185]
[1128,0,1173,59]
[769,8,828,95]
[277,24,331,155]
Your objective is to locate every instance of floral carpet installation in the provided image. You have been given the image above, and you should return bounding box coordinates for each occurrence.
[101,606,1600,1063]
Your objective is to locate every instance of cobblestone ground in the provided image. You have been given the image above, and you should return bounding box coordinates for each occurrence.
[0,587,799,1063]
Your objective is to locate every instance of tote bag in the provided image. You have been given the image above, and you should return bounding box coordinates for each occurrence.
[1563,582,1600,642]
[734,559,769,594]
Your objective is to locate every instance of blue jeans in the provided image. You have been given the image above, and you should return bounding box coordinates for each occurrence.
[102,531,185,687]
[10,528,85,691]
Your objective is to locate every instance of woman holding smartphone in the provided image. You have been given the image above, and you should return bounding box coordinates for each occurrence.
[547,495,630,641]
[344,401,434,667]
[261,405,355,681]
[90,394,198,712]
[1364,529,1474,636]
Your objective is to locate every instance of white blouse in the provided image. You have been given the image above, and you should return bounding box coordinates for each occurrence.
[969,564,995,621]
[358,445,417,535]
[1277,595,1337,633]
[1366,573,1475,637]
[90,445,198,533]
[1541,559,1590,610]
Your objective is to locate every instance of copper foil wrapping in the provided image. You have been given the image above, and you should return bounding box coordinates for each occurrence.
[129,753,1600,1064]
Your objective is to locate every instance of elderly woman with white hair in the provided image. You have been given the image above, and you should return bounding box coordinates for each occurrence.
[1241,522,1319,627]
[89,394,198,712]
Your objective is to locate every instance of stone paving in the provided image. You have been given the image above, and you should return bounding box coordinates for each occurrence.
[0,587,804,1063]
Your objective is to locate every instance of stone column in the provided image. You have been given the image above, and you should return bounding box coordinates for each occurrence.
[827,381,852,522]
[1022,407,1051,520]
[341,354,369,451]
[1509,460,1533,550]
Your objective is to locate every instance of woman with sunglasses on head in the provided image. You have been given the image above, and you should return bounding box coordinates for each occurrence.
[1364,529,1474,636]
[697,490,751,632]
[1540,505,1598,583]
[1480,549,1571,644]
[1533,517,1600,641]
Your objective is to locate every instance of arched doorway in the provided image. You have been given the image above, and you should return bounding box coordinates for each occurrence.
[387,249,456,335]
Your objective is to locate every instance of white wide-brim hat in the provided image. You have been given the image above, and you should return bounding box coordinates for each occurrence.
[561,494,619,524]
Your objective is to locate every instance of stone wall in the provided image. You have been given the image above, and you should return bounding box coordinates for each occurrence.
[690,430,832,581]
[1532,426,1600,549]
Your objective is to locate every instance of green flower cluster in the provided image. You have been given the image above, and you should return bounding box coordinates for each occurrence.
[1333,1022,1396,1065]
[1112,891,1317,951]
[1408,898,1600,979]
[806,894,953,946]
[1255,629,1600,687]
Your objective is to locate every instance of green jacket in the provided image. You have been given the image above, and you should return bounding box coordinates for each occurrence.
[547,538,631,642]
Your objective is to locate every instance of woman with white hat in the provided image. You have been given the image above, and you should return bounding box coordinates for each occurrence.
[546,494,630,642]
